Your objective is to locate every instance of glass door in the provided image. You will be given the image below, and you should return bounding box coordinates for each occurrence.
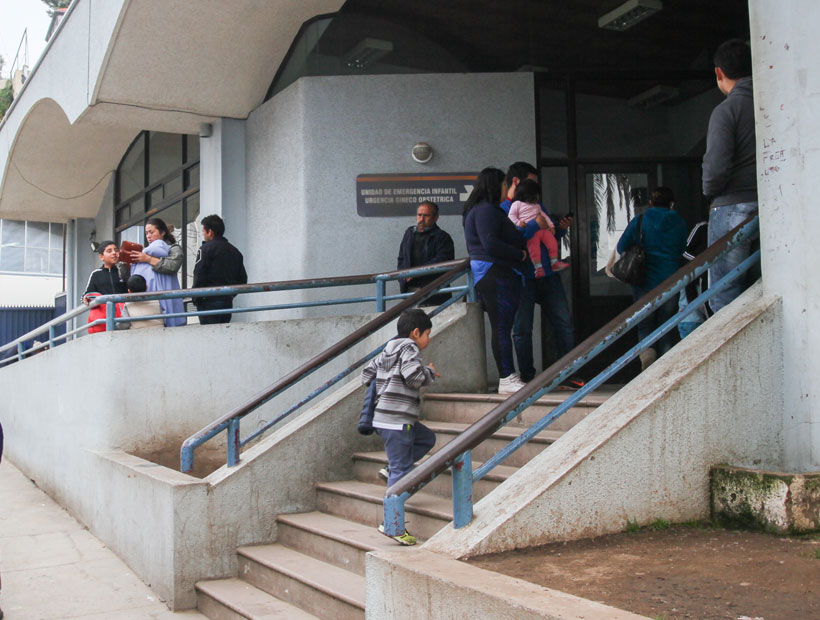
[575,165,657,381]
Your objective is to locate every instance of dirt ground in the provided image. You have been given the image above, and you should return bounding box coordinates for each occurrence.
[468,525,820,620]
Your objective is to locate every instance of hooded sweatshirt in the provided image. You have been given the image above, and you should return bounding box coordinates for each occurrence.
[702,76,757,207]
[361,337,436,428]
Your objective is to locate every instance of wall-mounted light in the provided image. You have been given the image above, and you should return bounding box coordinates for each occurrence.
[411,142,433,164]
[599,0,662,31]
[89,229,98,252]
[343,37,393,70]
[199,123,212,138]
[628,85,679,109]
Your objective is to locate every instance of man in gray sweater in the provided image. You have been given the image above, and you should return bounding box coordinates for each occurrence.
[702,38,758,313]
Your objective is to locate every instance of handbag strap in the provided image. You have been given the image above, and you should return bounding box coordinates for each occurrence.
[635,214,644,246]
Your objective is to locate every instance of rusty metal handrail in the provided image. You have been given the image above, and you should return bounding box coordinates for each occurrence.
[180,259,471,472]
[382,216,760,535]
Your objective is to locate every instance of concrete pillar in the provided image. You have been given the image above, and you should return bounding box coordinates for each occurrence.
[749,0,820,469]
[199,118,248,253]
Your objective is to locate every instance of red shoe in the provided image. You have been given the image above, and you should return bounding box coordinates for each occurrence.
[551,260,570,272]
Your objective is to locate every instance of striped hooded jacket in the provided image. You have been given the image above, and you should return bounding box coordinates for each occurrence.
[361,337,436,428]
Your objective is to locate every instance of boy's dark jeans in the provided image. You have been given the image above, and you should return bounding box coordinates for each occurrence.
[376,422,436,488]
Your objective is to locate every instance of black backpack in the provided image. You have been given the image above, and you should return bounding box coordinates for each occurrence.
[357,380,378,435]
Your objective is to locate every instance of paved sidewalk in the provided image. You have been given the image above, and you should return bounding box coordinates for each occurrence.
[0,460,205,619]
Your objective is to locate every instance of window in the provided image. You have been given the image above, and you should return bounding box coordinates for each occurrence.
[114,131,200,287]
[0,220,65,275]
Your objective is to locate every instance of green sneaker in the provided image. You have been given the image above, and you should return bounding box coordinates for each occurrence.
[378,523,417,546]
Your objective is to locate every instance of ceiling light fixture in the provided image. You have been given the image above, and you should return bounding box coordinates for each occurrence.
[343,37,393,70]
[628,85,679,109]
[599,0,663,31]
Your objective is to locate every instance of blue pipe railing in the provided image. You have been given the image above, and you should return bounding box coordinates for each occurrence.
[0,260,470,367]
[382,216,760,536]
[178,260,472,473]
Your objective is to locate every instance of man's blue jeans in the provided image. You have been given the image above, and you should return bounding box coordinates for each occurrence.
[707,201,758,313]
[513,275,575,382]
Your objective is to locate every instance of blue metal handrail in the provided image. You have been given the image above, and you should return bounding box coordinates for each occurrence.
[0,260,471,367]
[382,216,760,536]
[178,260,474,473]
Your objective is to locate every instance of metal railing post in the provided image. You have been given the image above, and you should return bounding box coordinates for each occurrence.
[466,269,477,303]
[383,494,407,536]
[48,325,56,349]
[227,418,241,467]
[376,277,386,312]
[452,450,473,529]
[105,301,116,332]
[17,342,24,361]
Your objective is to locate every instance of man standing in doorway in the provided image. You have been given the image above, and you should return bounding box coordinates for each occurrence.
[503,162,583,388]
[397,201,455,306]
[193,215,248,324]
[703,38,757,313]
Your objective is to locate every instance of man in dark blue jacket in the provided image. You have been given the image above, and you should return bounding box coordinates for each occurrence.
[503,162,582,387]
[397,201,454,307]
[193,215,248,324]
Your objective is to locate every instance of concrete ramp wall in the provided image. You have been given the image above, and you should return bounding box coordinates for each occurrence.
[0,303,486,608]
[424,283,784,558]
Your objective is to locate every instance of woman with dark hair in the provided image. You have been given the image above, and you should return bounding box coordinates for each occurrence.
[130,217,186,327]
[463,167,528,394]
[617,186,687,370]
[126,217,184,277]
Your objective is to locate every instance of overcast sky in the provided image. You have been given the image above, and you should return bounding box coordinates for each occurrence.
[0,0,52,78]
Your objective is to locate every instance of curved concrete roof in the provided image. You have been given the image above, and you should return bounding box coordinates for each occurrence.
[0,0,343,222]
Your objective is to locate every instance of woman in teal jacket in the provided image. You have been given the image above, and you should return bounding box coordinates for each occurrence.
[617,187,688,368]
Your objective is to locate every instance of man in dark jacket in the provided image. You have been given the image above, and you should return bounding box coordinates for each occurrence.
[703,38,758,313]
[193,215,248,324]
[396,201,454,307]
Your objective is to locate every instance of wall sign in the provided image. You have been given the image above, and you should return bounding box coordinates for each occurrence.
[356,173,478,217]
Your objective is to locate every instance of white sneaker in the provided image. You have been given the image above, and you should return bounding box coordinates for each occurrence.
[498,373,526,394]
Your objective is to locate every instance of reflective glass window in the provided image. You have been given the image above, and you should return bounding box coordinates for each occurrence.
[539,83,568,158]
[149,132,183,184]
[119,136,146,201]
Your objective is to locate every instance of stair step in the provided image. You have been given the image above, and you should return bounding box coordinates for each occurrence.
[238,544,364,620]
[425,420,561,467]
[196,577,319,619]
[315,479,451,540]
[277,511,399,576]
[423,390,610,431]
[351,451,517,499]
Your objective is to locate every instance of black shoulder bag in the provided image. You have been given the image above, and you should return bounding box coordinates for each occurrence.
[612,215,646,286]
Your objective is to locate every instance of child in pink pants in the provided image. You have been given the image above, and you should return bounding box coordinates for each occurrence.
[508,179,569,277]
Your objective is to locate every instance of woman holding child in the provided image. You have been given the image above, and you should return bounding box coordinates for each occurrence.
[463,167,528,394]
[129,218,186,327]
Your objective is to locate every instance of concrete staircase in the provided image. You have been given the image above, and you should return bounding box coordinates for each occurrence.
[194,388,614,619]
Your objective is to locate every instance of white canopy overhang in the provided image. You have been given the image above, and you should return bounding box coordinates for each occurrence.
[0,0,343,222]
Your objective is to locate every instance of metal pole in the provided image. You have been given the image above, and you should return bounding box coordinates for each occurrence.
[105,301,116,331]
[452,451,474,529]
[227,418,241,467]
[376,278,386,312]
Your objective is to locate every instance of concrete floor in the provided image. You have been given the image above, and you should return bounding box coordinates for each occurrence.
[0,460,205,620]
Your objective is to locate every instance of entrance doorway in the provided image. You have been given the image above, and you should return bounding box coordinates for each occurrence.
[536,76,716,379]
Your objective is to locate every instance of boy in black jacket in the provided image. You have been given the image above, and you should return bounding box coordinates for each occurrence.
[82,241,127,304]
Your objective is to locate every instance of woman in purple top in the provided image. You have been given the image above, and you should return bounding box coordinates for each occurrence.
[131,218,186,327]
[463,168,528,394]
